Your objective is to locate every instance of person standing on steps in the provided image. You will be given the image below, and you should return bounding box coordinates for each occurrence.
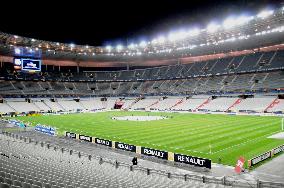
[132,156,138,165]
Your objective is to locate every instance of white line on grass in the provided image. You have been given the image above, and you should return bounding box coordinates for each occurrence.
[211,130,281,154]
[170,146,209,155]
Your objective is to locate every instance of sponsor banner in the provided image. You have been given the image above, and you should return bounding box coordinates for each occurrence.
[272,145,284,155]
[251,151,271,166]
[115,142,136,152]
[65,132,76,139]
[79,135,92,142]
[95,138,112,147]
[9,119,26,128]
[35,125,56,136]
[141,147,168,160]
[174,153,211,169]
[235,156,245,174]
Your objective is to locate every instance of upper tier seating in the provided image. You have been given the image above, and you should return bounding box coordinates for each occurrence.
[3,72,284,97]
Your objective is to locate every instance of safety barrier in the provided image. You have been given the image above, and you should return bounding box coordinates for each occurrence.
[64,131,212,169]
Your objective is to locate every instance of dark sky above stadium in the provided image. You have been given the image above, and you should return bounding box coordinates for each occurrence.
[0,0,282,46]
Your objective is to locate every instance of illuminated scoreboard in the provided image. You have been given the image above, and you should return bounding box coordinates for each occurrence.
[13,47,42,72]
[14,58,41,72]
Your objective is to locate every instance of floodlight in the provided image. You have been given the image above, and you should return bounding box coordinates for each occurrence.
[15,48,21,54]
[106,45,112,51]
[223,16,253,29]
[128,43,135,49]
[188,28,200,36]
[237,16,254,24]
[168,31,187,41]
[223,17,235,29]
[116,45,123,51]
[257,10,274,19]
[139,41,147,47]
[70,43,75,48]
[151,39,158,44]
[157,36,165,43]
[207,23,220,32]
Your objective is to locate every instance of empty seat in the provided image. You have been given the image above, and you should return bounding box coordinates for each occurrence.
[4,174,11,180]
[0,183,10,188]
[31,185,41,188]
[4,179,12,185]
[43,183,51,188]
[22,182,32,188]
[32,181,42,187]
[51,185,61,188]
[12,180,21,187]
[25,179,33,185]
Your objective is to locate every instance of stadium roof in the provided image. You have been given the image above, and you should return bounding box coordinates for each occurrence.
[1,5,284,63]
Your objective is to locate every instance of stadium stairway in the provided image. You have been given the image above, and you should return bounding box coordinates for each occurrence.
[42,100,52,111]
[146,98,161,109]
[56,101,67,111]
[5,103,17,113]
[32,102,45,112]
[195,97,211,111]
[79,101,87,109]
[123,97,141,110]
[170,98,184,110]
[264,98,280,112]
[226,98,242,112]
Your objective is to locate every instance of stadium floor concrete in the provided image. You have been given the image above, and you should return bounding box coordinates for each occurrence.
[250,153,284,183]
[6,128,284,183]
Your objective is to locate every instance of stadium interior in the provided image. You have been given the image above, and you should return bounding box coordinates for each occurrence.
[0,4,284,188]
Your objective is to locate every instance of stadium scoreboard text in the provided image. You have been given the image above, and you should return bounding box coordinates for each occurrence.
[14,57,41,72]
[13,46,42,72]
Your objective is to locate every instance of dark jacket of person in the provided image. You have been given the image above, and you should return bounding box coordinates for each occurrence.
[132,156,138,165]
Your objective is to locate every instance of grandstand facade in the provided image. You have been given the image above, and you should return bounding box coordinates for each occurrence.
[0,46,284,115]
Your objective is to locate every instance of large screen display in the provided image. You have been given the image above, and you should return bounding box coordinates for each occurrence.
[21,58,41,71]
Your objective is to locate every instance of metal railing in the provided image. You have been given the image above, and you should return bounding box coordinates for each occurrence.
[0,125,284,188]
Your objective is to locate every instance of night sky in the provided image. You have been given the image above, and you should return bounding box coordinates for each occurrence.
[0,0,281,46]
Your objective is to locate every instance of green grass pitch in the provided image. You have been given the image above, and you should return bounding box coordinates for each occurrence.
[12,111,284,167]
